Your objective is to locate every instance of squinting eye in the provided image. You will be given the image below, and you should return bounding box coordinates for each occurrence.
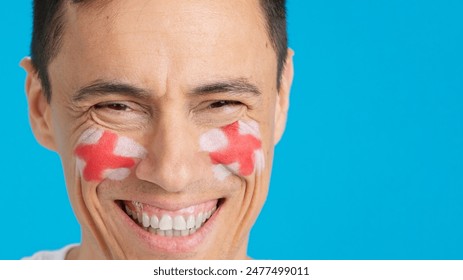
[209,100,242,109]
[95,103,131,111]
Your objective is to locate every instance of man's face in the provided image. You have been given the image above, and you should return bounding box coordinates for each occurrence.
[23,0,292,259]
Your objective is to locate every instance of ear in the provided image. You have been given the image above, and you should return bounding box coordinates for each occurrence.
[20,57,57,151]
[274,48,294,145]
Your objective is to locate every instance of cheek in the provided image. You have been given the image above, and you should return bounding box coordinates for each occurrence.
[74,128,146,182]
[199,120,265,181]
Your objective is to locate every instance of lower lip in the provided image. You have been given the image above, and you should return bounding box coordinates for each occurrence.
[116,200,221,254]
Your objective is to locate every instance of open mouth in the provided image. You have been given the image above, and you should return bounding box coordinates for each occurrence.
[120,199,220,237]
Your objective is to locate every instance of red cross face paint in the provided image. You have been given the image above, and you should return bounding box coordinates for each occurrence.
[199,120,265,180]
[74,128,147,182]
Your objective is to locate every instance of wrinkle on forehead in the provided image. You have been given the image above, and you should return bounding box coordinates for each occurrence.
[53,0,276,101]
[66,0,266,37]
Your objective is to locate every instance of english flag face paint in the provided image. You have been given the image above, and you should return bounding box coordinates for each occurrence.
[199,120,265,180]
[74,128,146,182]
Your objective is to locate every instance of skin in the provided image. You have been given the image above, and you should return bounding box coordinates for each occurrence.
[21,0,293,259]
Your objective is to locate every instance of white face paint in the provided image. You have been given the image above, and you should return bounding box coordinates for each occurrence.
[199,120,264,181]
[74,128,146,182]
[199,128,229,152]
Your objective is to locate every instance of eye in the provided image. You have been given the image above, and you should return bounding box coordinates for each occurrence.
[209,100,242,109]
[94,102,132,111]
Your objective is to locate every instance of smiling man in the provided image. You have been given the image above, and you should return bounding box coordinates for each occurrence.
[21,0,293,259]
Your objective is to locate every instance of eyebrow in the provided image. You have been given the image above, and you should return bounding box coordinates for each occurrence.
[191,78,262,97]
[73,80,152,102]
[73,78,261,102]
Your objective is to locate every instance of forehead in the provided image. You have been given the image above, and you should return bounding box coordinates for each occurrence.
[53,0,277,94]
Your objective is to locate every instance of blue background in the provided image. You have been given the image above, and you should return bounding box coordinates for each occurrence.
[1,1,462,259]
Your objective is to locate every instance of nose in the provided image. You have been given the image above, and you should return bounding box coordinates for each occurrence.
[135,112,202,193]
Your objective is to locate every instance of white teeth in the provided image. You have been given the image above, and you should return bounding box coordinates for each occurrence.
[203,212,208,222]
[195,212,203,229]
[150,215,159,229]
[201,213,208,224]
[186,215,195,229]
[159,215,173,230]
[125,202,219,237]
[125,205,132,216]
[173,216,187,230]
[142,213,150,228]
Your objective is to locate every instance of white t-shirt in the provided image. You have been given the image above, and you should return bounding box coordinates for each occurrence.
[22,244,78,260]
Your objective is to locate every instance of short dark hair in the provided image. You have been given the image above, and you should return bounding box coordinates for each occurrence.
[30,0,287,102]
